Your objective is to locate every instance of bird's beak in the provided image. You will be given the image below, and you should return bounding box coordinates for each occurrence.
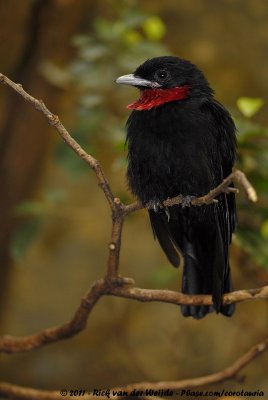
[115,74,161,89]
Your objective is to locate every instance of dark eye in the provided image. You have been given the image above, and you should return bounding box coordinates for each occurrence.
[155,70,169,81]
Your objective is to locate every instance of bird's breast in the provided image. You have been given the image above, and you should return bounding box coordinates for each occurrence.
[126,104,217,203]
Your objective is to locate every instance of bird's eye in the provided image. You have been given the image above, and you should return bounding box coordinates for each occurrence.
[155,70,169,81]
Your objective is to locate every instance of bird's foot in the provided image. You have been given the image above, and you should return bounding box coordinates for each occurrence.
[147,199,171,222]
[147,199,163,213]
[164,207,171,222]
[180,195,196,208]
[147,199,162,213]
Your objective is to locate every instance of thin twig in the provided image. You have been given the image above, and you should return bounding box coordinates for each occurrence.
[0,72,263,400]
[0,279,106,353]
[124,169,257,214]
[0,337,267,399]
[0,280,267,354]
[0,73,116,210]
[0,69,257,214]
[192,169,258,205]
[109,284,268,306]
[108,336,268,396]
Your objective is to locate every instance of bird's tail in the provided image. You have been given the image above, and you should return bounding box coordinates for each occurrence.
[181,211,235,319]
[181,239,214,318]
[180,246,235,318]
[149,206,235,319]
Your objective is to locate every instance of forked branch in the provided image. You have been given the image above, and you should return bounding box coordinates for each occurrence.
[0,72,265,400]
[0,279,267,354]
[0,73,258,215]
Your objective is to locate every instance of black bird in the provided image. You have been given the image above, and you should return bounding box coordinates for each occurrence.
[116,56,237,318]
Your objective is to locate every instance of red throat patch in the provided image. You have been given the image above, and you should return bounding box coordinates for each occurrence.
[127,85,190,111]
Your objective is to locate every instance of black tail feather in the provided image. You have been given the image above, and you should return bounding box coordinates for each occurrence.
[220,266,235,316]
[149,211,180,268]
[181,240,214,319]
[149,203,235,319]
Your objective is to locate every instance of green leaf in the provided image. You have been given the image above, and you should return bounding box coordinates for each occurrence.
[142,16,166,41]
[123,29,143,45]
[10,219,42,261]
[45,189,67,203]
[237,97,264,118]
[261,220,268,238]
[236,228,268,269]
[55,141,91,177]
[15,201,45,216]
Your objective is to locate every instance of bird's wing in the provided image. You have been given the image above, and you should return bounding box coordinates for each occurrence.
[204,99,237,238]
[149,210,181,268]
[206,99,237,313]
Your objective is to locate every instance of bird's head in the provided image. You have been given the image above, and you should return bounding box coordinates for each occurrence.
[115,56,213,111]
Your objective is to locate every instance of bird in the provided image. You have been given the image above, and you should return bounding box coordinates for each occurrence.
[115,56,237,318]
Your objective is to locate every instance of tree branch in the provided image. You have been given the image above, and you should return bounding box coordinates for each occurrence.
[0,279,106,353]
[0,72,264,399]
[109,283,268,307]
[0,337,267,399]
[0,279,267,354]
[0,73,116,210]
[109,336,268,396]
[124,169,257,214]
[0,73,257,217]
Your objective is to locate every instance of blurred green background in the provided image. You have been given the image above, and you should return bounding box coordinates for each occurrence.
[0,0,267,399]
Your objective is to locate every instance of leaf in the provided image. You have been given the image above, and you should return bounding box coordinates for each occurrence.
[15,201,45,216]
[78,45,108,62]
[236,228,268,269]
[39,61,71,88]
[80,94,103,108]
[235,117,268,142]
[142,16,166,41]
[237,97,264,118]
[260,220,268,238]
[10,219,42,261]
[123,30,143,45]
[45,189,67,203]
[55,141,91,177]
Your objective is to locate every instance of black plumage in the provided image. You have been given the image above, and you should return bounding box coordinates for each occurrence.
[116,56,237,318]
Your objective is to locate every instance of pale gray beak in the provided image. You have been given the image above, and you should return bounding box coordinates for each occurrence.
[115,74,161,88]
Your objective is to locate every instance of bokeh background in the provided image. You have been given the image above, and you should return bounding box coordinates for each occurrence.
[0,0,267,399]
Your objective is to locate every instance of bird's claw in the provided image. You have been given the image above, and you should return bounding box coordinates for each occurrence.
[147,199,171,222]
[164,207,171,222]
[147,199,162,213]
[180,195,196,208]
